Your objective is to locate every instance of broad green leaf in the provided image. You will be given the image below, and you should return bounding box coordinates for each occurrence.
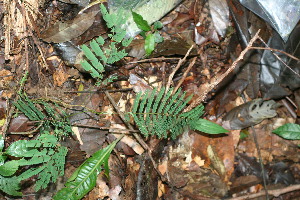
[6,140,39,157]
[145,34,155,56]
[0,134,4,151]
[131,11,151,32]
[53,138,120,200]
[190,119,229,134]
[0,175,21,196]
[153,21,163,30]
[0,160,19,176]
[273,123,300,140]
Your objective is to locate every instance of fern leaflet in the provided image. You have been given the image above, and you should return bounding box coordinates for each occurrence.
[81,4,132,82]
[131,87,203,139]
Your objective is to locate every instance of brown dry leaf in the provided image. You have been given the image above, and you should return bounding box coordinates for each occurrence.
[53,67,70,86]
[41,11,99,43]
[192,130,235,183]
[0,69,13,87]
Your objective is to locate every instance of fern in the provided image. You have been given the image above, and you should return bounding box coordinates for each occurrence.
[131,87,228,139]
[0,134,68,196]
[81,4,132,83]
[14,94,73,137]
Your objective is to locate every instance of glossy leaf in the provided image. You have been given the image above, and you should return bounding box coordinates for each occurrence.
[273,123,300,140]
[190,119,229,134]
[132,11,151,32]
[53,139,119,200]
[145,34,155,56]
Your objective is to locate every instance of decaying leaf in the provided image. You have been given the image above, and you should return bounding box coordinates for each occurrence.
[223,99,278,130]
[41,11,99,43]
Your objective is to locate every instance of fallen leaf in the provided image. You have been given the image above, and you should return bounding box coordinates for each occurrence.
[41,11,99,43]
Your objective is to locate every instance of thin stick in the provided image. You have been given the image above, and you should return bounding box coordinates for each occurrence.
[249,46,300,62]
[64,88,133,94]
[72,123,140,133]
[256,37,300,78]
[104,91,170,185]
[127,57,180,64]
[10,122,43,135]
[166,45,194,92]
[173,56,197,94]
[104,91,148,150]
[184,30,261,112]
[226,184,300,200]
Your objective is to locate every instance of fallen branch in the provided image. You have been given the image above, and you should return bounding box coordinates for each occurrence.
[227,184,300,200]
[184,30,261,112]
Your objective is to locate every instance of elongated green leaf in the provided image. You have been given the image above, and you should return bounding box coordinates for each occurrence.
[132,11,151,32]
[273,123,300,140]
[0,175,21,196]
[53,138,120,200]
[145,33,155,56]
[190,119,229,134]
[0,160,19,176]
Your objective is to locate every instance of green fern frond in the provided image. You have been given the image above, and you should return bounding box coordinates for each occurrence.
[132,87,205,139]
[81,4,132,81]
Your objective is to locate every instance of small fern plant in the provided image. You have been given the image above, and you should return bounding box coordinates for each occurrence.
[81,4,132,85]
[131,87,228,139]
[0,133,67,196]
[0,89,72,196]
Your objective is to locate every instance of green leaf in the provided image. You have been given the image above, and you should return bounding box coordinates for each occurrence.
[132,11,151,32]
[0,160,19,176]
[153,31,164,43]
[145,34,155,56]
[0,175,21,196]
[190,119,229,134]
[272,123,300,140]
[153,21,163,30]
[53,138,120,200]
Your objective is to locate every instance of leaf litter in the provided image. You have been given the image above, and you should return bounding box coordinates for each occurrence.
[0,0,300,199]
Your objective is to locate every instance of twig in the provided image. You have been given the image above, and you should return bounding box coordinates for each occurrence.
[173,56,197,94]
[64,88,133,94]
[184,30,261,112]
[226,184,300,200]
[72,123,140,133]
[10,122,43,135]
[249,46,300,62]
[255,38,300,78]
[127,57,180,64]
[166,45,194,92]
[104,91,170,185]
[104,91,148,150]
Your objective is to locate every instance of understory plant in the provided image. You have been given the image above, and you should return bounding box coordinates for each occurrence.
[132,10,164,56]
[81,4,132,86]
[0,89,71,196]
